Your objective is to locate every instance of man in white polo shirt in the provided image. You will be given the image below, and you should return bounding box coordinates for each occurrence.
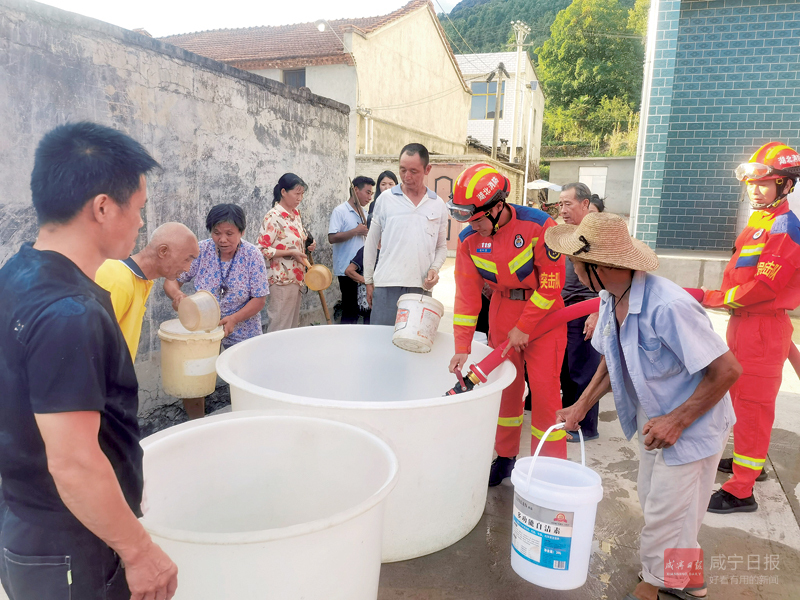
[328,175,374,324]
[363,143,449,325]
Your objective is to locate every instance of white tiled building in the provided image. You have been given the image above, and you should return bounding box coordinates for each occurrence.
[455,51,545,165]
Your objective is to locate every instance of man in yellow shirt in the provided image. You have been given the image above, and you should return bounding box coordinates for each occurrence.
[96,222,198,361]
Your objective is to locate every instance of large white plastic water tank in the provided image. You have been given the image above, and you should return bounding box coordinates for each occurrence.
[216,325,516,562]
[139,414,398,600]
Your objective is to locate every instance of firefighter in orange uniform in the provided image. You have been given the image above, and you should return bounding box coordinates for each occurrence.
[703,142,800,513]
[447,164,567,486]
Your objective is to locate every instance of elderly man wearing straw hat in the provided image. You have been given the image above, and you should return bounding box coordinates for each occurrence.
[548,212,741,600]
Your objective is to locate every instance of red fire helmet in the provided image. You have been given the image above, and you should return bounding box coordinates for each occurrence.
[447,164,510,222]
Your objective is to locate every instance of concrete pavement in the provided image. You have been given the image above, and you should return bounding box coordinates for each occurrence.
[376,259,800,599]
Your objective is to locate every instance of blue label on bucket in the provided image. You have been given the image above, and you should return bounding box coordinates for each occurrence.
[512,493,573,570]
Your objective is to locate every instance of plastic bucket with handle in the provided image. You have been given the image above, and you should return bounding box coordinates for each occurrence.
[392,293,444,353]
[158,319,224,398]
[510,423,603,590]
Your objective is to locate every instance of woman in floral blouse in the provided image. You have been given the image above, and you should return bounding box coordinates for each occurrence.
[164,204,269,347]
[257,173,316,332]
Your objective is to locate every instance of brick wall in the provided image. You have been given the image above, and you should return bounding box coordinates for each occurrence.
[637,0,800,250]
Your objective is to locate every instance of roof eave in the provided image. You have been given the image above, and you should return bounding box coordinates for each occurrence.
[227,54,354,71]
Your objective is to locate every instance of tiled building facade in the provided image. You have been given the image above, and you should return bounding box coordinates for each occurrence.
[632,0,800,250]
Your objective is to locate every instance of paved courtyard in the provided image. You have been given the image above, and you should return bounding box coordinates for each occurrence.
[376,259,800,599]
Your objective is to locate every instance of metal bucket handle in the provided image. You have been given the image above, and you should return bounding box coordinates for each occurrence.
[524,423,585,490]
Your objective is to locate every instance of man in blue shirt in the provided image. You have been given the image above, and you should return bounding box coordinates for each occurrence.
[547,213,741,600]
[328,176,373,324]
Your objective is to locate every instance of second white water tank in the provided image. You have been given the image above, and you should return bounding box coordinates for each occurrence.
[216,325,516,562]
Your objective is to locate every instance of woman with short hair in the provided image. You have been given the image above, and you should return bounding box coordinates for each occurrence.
[164,203,269,348]
[257,173,317,332]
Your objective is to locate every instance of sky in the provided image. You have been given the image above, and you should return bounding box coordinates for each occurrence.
[40,0,460,38]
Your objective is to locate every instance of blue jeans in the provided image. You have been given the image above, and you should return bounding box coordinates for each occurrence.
[0,496,129,600]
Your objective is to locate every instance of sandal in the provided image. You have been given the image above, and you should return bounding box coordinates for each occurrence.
[661,589,707,600]
[636,572,708,600]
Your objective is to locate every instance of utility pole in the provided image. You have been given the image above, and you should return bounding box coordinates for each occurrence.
[487,62,510,161]
[523,81,538,205]
[509,20,530,164]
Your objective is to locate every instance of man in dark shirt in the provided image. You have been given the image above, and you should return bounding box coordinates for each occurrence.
[559,182,604,441]
[0,122,178,600]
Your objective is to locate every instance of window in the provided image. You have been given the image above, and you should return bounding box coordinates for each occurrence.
[283,68,306,88]
[470,81,505,120]
[578,167,608,200]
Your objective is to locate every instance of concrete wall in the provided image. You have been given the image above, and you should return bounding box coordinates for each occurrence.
[0,0,349,419]
[633,0,800,250]
[547,157,637,216]
[251,63,358,178]
[352,7,471,155]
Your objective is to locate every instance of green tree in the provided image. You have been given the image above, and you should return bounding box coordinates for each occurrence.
[536,0,645,111]
[628,0,651,36]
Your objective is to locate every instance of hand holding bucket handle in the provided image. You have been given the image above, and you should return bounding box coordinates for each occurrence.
[525,423,585,490]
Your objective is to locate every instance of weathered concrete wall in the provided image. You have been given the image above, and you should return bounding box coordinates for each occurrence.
[0,0,349,418]
[251,63,359,178]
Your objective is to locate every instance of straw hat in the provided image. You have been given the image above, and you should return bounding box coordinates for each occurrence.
[544,212,659,272]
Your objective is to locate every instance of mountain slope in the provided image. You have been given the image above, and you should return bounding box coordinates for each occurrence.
[439,0,636,60]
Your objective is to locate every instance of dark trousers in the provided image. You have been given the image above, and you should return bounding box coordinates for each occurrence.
[338,276,360,325]
[560,314,602,437]
[0,499,130,600]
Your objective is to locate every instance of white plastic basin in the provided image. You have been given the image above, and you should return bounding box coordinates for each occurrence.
[139,414,398,600]
[216,325,516,561]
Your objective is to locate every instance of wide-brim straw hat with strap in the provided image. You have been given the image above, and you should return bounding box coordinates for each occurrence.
[544,212,659,272]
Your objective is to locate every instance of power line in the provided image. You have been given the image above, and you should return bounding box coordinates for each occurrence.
[370,83,466,111]
[434,0,490,74]
[434,0,480,55]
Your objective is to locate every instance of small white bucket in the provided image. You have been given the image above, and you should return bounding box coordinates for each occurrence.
[392,293,445,353]
[510,423,603,590]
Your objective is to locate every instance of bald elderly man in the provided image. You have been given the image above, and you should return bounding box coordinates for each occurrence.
[96,222,199,361]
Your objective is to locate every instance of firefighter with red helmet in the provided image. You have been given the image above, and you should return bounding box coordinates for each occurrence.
[447,164,567,486]
[703,142,800,513]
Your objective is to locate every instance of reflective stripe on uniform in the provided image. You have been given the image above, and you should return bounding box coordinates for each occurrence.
[740,243,765,257]
[453,314,478,327]
[733,453,765,471]
[530,290,555,310]
[724,286,742,308]
[471,254,498,274]
[498,414,524,427]
[733,452,766,471]
[508,240,536,275]
[531,424,567,441]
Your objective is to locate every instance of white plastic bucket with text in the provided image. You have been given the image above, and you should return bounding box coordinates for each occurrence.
[510,423,603,590]
[392,293,444,353]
